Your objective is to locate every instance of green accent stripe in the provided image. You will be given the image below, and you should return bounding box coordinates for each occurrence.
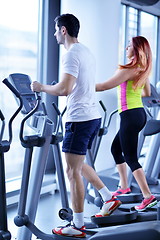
[118,81,143,112]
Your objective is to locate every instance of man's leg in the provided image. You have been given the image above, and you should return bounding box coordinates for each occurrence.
[52,152,87,238]
[82,162,121,217]
[82,163,112,201]
[65,152,85,213]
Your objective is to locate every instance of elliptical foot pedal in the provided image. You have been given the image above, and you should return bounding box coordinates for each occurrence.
[91,208,137,227]
[118,193,142,203]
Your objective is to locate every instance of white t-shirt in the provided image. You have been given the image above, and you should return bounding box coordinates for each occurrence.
[62,43,101,122]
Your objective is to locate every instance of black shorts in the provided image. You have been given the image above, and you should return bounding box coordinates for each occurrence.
[62,118,101,155]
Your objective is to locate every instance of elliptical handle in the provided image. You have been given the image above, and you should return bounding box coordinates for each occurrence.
[2,78,23,144]
[99,100,107,112]
[3,78,21,98]
[52,102,61,116]
[0,109,5,142]
[99,100,107,129]
[0,110,5,121]
[61,106,67,117]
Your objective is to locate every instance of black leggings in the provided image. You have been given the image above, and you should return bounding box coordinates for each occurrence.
[111,108,147,172]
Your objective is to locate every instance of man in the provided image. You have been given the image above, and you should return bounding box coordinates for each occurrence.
[31,13,121,238]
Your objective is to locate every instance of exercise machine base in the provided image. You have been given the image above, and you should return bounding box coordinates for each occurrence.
[89,221,160,240]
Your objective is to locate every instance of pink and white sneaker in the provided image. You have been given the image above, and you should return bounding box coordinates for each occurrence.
[94,196,122,217]
[135,195,157,212]
[112,187,131,196]
[52,223,86,238]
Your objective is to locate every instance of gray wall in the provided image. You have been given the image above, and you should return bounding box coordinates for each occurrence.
[60,0,121,172]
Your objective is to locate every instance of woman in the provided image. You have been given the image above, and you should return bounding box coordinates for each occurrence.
[96,36,157,211]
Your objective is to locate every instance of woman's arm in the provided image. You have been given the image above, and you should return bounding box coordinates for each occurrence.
[142,78,151,97]
[96,68,136,92]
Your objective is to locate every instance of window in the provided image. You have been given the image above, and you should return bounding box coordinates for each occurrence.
[128,7,138,39]
[140,12,158,86]
[120,4,159,86]
[119,5,126,64]
[0,0,39,180]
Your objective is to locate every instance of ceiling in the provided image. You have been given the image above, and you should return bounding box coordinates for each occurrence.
[121,0,160,16]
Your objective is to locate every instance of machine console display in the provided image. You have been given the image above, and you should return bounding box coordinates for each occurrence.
[8,73,37,114]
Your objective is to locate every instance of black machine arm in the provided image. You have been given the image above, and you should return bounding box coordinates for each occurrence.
[0,110,5,143]
[52,102,66,135]
[2,78,23,144]
[98,100,118,136]
[0,110,5,121]
[3,78,21,98]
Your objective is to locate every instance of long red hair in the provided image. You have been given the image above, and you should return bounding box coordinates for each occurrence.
[119,36,152,90]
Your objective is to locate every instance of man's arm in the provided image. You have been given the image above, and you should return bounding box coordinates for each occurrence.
[31,73,76,96]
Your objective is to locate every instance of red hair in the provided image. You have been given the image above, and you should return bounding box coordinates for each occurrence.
[119,36,152,90]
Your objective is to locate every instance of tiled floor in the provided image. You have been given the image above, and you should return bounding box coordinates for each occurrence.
[7,191,99,239]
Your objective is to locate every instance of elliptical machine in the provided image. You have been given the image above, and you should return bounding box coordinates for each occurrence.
[3,73,160,240]
[0,79,23,240]
[3,74,73,240]
[3,74,98,240]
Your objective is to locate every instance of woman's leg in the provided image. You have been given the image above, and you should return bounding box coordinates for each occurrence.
[116,162,128,189]
[133,168,151,198]
[111,132,129,189]
[119,108,151,198]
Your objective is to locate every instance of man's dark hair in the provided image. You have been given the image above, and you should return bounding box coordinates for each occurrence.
[54,13,80,38]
